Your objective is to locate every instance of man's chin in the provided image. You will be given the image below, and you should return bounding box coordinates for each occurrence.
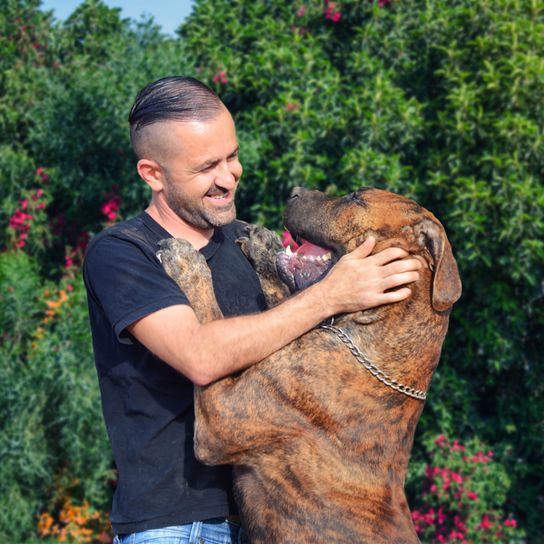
[204,204,237,228]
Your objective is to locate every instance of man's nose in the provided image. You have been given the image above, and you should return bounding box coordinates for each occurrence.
[216,161,239,188]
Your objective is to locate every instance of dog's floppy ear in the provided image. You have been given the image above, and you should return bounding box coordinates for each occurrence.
[414,219,462,311]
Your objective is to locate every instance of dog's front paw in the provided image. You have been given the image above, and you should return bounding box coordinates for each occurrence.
[157,238,211,290]
[237,225,289,307]
[157,238,222,322]
[237,225,283,277]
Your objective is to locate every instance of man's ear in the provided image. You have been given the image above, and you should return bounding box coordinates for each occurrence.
[137,159,165,194]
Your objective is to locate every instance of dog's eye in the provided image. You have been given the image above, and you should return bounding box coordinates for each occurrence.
[347,192,360,202]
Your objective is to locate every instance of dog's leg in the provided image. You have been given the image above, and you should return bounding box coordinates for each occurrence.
[237,224,290,308]
[158,237,286,466]
[158,238,223,323]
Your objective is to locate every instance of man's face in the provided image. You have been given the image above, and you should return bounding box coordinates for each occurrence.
[157,108,243,230]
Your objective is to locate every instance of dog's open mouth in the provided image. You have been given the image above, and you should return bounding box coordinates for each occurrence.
[276,231,336,292]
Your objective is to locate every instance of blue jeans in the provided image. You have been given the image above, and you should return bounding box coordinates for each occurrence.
[113,518,247,544]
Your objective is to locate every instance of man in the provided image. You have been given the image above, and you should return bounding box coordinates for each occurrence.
[83,76,422,544]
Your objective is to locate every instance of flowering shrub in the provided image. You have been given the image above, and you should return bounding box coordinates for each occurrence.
[38,498,111,544]
[7,171,51,251]
[324,1,342,23]
[410,435,525,543]
[212,67,229,85]
[100,193,121,223]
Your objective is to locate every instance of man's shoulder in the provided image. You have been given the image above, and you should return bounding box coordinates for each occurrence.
[87,214,148,250]
[86,213,169,259]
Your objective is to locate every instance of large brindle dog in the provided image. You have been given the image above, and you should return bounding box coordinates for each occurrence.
[158,187,462,543]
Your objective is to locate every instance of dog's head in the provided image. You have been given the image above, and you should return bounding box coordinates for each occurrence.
[278,186,462,316]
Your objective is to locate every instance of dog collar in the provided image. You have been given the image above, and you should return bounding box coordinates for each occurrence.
[320,320,427,401]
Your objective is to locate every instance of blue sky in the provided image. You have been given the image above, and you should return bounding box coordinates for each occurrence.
[40,0,195,35]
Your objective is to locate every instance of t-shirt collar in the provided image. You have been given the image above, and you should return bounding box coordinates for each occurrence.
[140,211,223,261]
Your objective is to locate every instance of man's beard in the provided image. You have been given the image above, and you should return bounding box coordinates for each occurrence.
[163,176,237,230]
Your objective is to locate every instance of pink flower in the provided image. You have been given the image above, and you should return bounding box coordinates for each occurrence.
[324,3,342,22]
[9,210,33,231]
[451,472,463,484]
[101,194,121,222]
[66,283,74,292]
[212,69,229,85]
[21,198,28,209]
[467,490,478,501]
[434,434,446,447]
[36,166,49,181]
[451,440,465,452]
[65,255,74,269]
[504,518,517,528]
[296,4,306,16]
[37,188,44,197]
[471,451,491,463]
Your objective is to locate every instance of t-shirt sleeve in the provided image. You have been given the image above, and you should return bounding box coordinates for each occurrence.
[83,235,189,344]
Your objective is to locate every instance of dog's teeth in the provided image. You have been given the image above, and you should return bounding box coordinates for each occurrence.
[322,253,331,261]
[286,246,293,256]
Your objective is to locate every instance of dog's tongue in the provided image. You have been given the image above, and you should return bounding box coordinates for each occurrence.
[296,239,331,259]
[277,232,335,292]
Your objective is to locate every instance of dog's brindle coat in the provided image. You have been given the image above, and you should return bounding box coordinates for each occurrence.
[158,187,462,544]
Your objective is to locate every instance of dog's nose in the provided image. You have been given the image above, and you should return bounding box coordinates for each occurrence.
[289,187,304,200]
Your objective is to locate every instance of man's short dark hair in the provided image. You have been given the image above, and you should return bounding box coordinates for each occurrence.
[128,76,224,159]
[129,76,223,130]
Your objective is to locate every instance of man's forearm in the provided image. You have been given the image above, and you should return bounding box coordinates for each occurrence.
[184,281,330,385]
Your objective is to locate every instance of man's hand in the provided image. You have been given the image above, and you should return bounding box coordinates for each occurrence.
[318,236,422,315]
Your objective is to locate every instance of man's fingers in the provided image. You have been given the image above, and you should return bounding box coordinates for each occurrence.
[382,258,422,277]
[348,236,376,258]
[380,287,413,304]
[371,246,410,265]
[383,271,420,290]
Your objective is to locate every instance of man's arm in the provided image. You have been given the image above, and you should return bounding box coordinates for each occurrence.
[128,237,421,386]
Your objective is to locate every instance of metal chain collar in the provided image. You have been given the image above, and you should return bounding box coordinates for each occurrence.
[320,322,427,401]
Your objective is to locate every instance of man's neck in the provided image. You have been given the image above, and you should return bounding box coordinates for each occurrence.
[145,201,214,250]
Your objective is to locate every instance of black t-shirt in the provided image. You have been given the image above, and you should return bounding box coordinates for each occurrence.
[83,212,267,534]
